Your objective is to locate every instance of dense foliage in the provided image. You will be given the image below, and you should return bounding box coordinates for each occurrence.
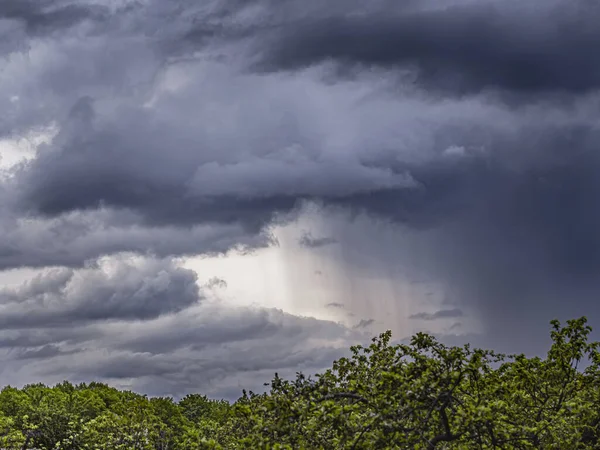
[1,318,600,449]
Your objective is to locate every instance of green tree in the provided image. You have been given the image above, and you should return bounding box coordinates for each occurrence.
[0,413,25,449]
[233,317,600,449]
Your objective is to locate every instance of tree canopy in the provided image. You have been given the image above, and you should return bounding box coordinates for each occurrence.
[1,317,599,449]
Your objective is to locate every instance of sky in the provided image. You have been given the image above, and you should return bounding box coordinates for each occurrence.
[0,0,600,400]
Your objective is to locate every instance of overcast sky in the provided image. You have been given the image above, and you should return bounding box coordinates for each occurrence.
[1,0,600,399]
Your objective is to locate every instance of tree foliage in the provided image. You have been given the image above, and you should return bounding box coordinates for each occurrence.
[0,318,599,448]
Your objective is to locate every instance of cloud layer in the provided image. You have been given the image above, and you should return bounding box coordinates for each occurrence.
[1,0,600,396]
[0,255,361,399]
[0,256,199,328]
[253,0,600,95]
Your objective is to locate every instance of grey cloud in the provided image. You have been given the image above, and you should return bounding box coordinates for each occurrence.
[110,305,353,355]
[295,178,600,355]
[189,156,415,199]
[7,51,549,241]
[76,353,186,380]
[0,327,102,349]
[298,232,338,249]
[9,59,423,234]
[0,26,160,139]
[116,308,285,355]
[2,0,600,393]
[15,345,79,361]
[204,277,228,289]
[0,0,107,35]
[329,122,600,276]
[0,0,226,139]
[63,339,350,400]
[410,308,464,321]
[252,0,600,95]
[0,208,270,269]
[354,319,375,329]
[0,256,366,399]
[0,257,200,328]
[325,302,344,309]
[417,145,600,335]
[448,323,462,332]
[8,0,593,247]
[3,303,363,399]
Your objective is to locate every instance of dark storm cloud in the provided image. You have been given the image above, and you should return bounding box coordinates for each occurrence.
[410,308,464,321]
[12,78,415,235]
[0,258,200,328]
[322,125,600,352]
[0,0,107,34]
[3,0,600,394]
[253,0,600,95]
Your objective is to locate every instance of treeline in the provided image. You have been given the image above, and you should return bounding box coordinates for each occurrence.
[1,317,600,449]
[0,381,232,449]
